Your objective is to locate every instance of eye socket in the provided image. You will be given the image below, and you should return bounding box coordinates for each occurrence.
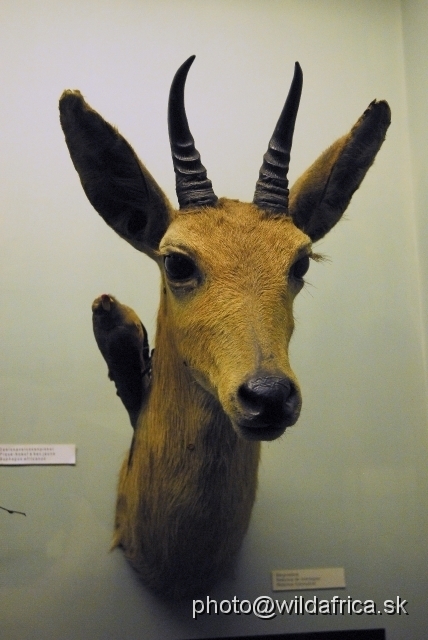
[164,253,198,282]
[289,255,310,281]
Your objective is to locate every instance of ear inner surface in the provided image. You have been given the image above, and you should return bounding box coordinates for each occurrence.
[59,90,171,257]
[289,99,391,242]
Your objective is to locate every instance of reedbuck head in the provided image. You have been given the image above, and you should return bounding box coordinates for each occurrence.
[59,56,390,600]
[59,56,390,442]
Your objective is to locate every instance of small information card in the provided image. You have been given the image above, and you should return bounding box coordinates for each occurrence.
[0,444,76,466]
[272,567,346,592]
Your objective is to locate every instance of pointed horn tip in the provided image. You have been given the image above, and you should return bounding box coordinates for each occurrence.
[293,61,303,85]
[177,55,196,76]
[169,56,197,101]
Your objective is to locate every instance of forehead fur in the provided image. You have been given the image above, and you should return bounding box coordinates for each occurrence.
[161,198,311,271]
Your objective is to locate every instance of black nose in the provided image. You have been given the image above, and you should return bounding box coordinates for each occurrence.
[237,374,300,430]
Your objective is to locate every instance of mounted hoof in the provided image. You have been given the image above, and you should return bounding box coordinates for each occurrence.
[92,294,150,427]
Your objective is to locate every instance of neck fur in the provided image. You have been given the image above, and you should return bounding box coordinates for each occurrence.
[113,298,260,599]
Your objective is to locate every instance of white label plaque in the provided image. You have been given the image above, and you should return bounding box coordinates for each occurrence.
[272,567,346,591]
[0,444,76,466]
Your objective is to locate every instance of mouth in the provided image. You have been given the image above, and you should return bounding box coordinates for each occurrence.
[237,422,288,441]
[232,398,301,441]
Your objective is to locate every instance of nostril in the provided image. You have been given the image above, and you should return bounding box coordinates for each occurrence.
[238,376,294,420]
[236,373,301,434]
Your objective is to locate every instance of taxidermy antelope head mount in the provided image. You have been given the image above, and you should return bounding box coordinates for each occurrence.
[59,56,390,600]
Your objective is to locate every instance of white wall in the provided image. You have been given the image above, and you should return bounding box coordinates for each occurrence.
[1,1,427,639]
[401,0,428,400]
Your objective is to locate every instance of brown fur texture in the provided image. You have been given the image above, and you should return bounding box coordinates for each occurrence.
[59,74,390,600]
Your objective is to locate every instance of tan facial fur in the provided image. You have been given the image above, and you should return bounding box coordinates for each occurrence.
[158,198,311,438]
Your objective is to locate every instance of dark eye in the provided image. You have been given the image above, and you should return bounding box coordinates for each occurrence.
[289,255,310,281]
[164,253,197,281]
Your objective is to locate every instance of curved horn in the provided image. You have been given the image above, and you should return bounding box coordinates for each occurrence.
[168,56,218,209]
[253,62,303,214]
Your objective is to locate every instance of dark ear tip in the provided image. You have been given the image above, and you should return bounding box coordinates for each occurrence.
[364,99,391,125]
[59,89,85,112]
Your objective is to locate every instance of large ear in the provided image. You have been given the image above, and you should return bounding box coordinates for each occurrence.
[59,90,172,258]
[289,100,391,242]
